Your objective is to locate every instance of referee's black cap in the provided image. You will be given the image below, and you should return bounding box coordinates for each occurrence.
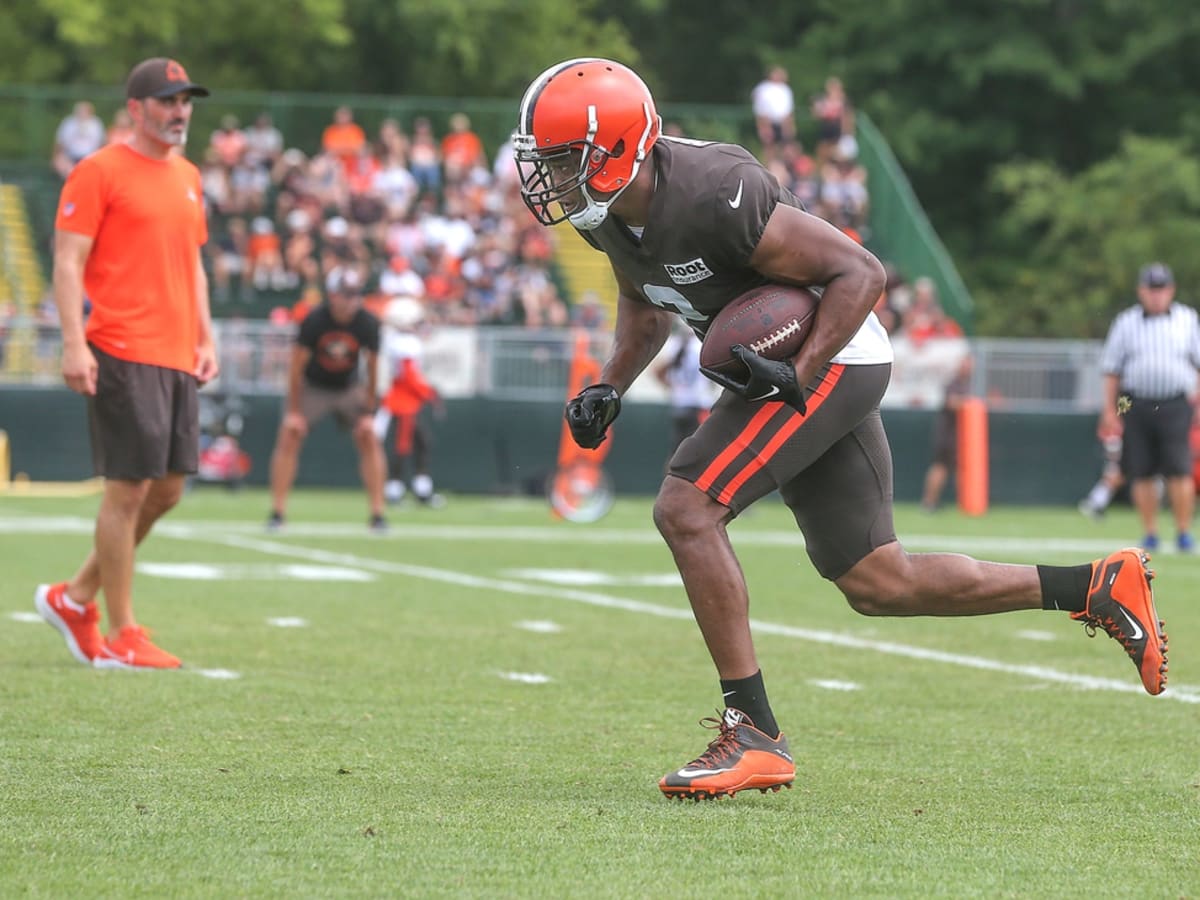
[1139,262,1174,288]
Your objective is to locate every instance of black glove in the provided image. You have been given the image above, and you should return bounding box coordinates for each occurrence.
[565,383,621,449]
[700,345,808,414]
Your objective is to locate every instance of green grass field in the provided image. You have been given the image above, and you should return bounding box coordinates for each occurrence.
[2,488,1197,898]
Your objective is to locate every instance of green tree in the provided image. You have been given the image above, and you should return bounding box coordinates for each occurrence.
[337,0,637,98]
[982,134,1200,337]
[2,0,350,88]
[785,0,1200,327]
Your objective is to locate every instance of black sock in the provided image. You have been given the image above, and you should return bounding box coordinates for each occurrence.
[1037,564,1092,613]
[719,670,780,738]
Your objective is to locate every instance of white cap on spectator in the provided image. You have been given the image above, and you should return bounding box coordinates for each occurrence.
[325,216,349,238]
[286,209,312,233]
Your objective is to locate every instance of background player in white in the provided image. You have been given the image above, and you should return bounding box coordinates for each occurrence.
[373,297,444,507]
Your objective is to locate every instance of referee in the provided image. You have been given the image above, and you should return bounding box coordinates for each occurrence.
[1099,262,1200,552]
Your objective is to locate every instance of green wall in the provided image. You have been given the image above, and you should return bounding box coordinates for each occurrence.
[1,387,1106,506]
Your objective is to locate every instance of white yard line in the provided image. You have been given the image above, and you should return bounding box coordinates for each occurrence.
[189,527,1200,706]
[0,515,1147,555]
[7,515,1197,704]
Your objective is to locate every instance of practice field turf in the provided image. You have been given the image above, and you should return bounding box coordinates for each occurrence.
[2,489,1197,898]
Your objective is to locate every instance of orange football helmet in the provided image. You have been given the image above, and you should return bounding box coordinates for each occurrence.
[513,58,661,230]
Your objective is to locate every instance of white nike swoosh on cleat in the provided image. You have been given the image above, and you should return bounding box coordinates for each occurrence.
[677,767,733,778]
[1118,607,1144,641]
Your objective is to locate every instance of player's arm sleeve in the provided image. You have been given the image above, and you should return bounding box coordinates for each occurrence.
[707,163,780,268]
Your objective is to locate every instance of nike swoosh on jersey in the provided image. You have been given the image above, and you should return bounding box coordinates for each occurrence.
[729,179,744,209]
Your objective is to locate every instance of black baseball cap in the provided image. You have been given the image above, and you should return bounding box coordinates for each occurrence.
[1139,262,1174,288]
[125,57,209,100]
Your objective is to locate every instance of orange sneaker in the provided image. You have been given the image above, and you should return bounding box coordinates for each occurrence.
[93,625,181,670]
[1072,548,1168,695]
[659,708,795,801]
[35,582,103,665]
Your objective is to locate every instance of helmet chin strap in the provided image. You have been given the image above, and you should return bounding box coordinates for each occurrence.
[567,184,618,231]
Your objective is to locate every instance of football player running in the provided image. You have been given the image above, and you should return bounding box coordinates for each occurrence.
[513,58,1169,801]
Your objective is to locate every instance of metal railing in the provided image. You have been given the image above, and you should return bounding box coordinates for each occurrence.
[0,319,1109,412]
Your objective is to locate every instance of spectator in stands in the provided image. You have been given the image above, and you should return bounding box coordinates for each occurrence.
[819,144,869,235]
[811,76,851,166]
[374,147,420,219]
[200,147,235,216]
[751,66,795,165]
[379,254,425,299]
[209,215,248,304]
[321,105,367,173]
[105,108,135,146]
[377,118,410,164]
[871,284,901,335]
[441,112,486,185]
[407,117,442,195]
[492,134,519,190]
[209,114,246,168]
[246,216,288,291]
[166,102,584,330]
[266,265,387,533]
[243,112,283,171]
[902,277,963,344]
[52,101,105,177]
[1097,262,1200,552]
[345,142,385,227]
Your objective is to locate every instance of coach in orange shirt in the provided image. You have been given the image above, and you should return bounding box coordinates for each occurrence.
[36,57,216,670]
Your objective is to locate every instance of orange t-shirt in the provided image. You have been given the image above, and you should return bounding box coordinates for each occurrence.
[56,143,207,372]
[441,131,483,170]
[322,122,366,158]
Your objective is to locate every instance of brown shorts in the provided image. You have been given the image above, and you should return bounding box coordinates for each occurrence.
[88,344,199,480]
[669,362,896,580]
[295,382,371,430]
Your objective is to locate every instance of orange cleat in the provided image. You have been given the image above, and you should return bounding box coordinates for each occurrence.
[35,582,103,665]
[93,625,182,670]
[659,708,795,801]
[1073,548,1168,695]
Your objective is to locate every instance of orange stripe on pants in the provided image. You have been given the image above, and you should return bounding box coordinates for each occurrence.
[704,365,846,505]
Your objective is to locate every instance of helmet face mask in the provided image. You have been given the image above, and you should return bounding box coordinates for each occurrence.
[513,58,660,230]
[514,141,611,226]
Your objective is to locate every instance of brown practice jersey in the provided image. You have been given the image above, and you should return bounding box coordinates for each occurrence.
[576,135,798,335]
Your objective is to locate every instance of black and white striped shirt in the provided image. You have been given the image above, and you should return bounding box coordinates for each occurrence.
[1100,303,1200,398]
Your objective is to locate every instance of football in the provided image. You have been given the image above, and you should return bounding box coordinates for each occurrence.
[699,283,820,376]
